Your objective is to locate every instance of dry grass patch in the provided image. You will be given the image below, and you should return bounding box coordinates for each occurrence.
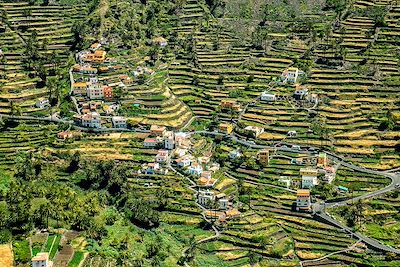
[259,132,286,140]
[216,251,247,260]
[335,147,374,154]
[296,250,325,260]
[0,244,13,267]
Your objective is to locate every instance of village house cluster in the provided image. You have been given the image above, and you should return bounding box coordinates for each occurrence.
[141,125,191,175]
[257,67,318,106]
[70,42,144,129]
[293,152,339,211]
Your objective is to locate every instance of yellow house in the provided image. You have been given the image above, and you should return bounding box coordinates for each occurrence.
[219,123,233,134]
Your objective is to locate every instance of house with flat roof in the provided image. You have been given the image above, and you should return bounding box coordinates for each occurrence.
[260,91,276,102]
[150,125,166,136]
[281,67,304,83]
[156,150,169,163]
[293,85,308,100]
[300,168,318,189]
[197,190,214,207]
[188,163,203,176]
[81,112,101,128]
[176,155,192,167]
[163,131,175,150]
[258,149,270,165]
[296,189,311,211]
[112,116,127,128]
[36,98,50,109]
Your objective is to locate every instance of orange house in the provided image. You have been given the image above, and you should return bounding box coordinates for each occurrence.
[103,86,113,99]
[85,50,107,63]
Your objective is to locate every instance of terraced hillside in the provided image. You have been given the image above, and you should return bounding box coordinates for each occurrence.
[0,1,87,114]
[166,0,400,170]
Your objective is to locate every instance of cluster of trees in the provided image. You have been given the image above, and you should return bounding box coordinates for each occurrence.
[0,151,170,243]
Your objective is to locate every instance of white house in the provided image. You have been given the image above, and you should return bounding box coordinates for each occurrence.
[244,125,264,137]
[301,168,318,189]
[32,252,53,267]
[156,150,169,163]
[163,131,175,150]
[287,130,297,137]
[87,83,104,99]
[176,156,192,167]
[144,162,160,174]
[36,98,50,108]
[260,91,276,102]
[112,116,127,128]
[229,150,242,160]
[281,67,305,83]
[293,87,308,100]
[188,163,203,176]
[143,138,159,148]
[81,112,101,128]
[198,190,214,206]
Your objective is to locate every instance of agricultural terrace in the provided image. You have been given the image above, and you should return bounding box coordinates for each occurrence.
[0,1,87,115]
[328,190,400,250]
[166,0,400,170]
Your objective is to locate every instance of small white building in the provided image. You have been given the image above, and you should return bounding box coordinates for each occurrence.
[36,98,50,109]
[156,150,169,163]
[260,91,276,102]
[32,252,53,267]
[81,112,101,128]
[287,130,297,137]
[112,116,127,128]
[301,168,318,189]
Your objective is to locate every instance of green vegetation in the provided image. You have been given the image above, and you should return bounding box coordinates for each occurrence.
[68,251,84,267]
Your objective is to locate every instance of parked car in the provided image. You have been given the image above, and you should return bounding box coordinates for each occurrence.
[292,145,301,150]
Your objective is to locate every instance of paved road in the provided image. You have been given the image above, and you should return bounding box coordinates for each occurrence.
[193,130,400,254]
[2,116,399,254]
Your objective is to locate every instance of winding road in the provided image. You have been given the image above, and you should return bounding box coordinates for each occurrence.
[192,130,400,254]
[2,115,400,254]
